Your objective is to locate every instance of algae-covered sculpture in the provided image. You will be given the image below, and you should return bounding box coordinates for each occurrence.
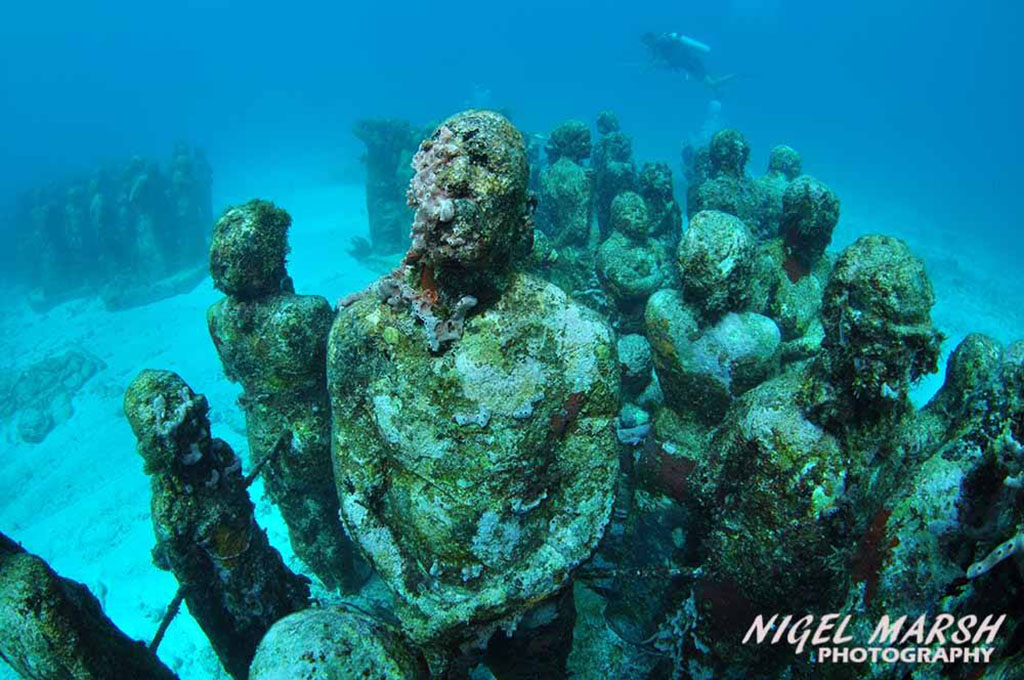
[859,334,1022,625]
[638,161,683,248]
[645,210,780,424]
[686,129,768,237]
[124,369,310,680]
[15,144,212,311]
[780,175,840,270]
[0,532,177,680]
[685,129,815,242]
[747,173,840,362]
[351,118,419,259]
[544,119,591,165]
[818,234,943,423]
[676,209,756,321]
[207,199,367,593]
[667,146,837,372]
[249,606,429,679]
[61,112,1021,680]
[645,289,781,425]
[537,156,592,248]
[329,110,619,672]
[533,121,605,316]
[596,190,672,332]
[593,112,637,238]
[666,235,945,675]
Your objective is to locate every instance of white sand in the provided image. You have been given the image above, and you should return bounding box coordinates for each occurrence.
[0,179,1020,678]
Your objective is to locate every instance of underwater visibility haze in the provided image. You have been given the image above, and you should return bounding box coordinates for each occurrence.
[1,1,1023,678]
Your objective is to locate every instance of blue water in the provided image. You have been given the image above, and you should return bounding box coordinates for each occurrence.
[2,1,1020,231]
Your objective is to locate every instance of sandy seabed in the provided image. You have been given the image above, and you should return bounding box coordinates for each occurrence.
[0,179,1020,679]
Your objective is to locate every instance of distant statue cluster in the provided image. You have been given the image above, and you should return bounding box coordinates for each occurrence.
[1,111,1022,679]
[12,142,212,310]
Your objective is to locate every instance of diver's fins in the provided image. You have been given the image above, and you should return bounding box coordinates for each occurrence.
[704,73,737,90]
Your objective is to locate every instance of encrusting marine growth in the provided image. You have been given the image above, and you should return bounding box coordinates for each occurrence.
[124,369,310,680]
[0,532,177,679]
[207,199,369,594]
[7,108,1020,680]
[329,110,620,675]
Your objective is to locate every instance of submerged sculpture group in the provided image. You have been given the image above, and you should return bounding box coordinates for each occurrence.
[1,110,1022,679]
[12,143,213,311]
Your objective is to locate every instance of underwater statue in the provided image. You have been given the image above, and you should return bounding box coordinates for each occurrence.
[350,118,420,261]
[0,532,177,679]
[124,369,310,680]
[756,144,803,239]
[537,154,592,248]
[678,130,843,365]
[19,109,1013,680]
[685,129,769,238]
[532,120,605,317]
[592,112,637,239]
[638,161,683,250]
[530,114,688,334]
[661,235,946,675]
[328,110,620,674]
[207,199,369,593]
[645,209,781,425]
[15,145,212,311]
[853,332,1024,676]
[543,119,591,166]
[749,173,841,362]
[596,190,673,333]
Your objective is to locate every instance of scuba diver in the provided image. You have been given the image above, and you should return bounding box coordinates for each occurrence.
[642,31,735,90]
